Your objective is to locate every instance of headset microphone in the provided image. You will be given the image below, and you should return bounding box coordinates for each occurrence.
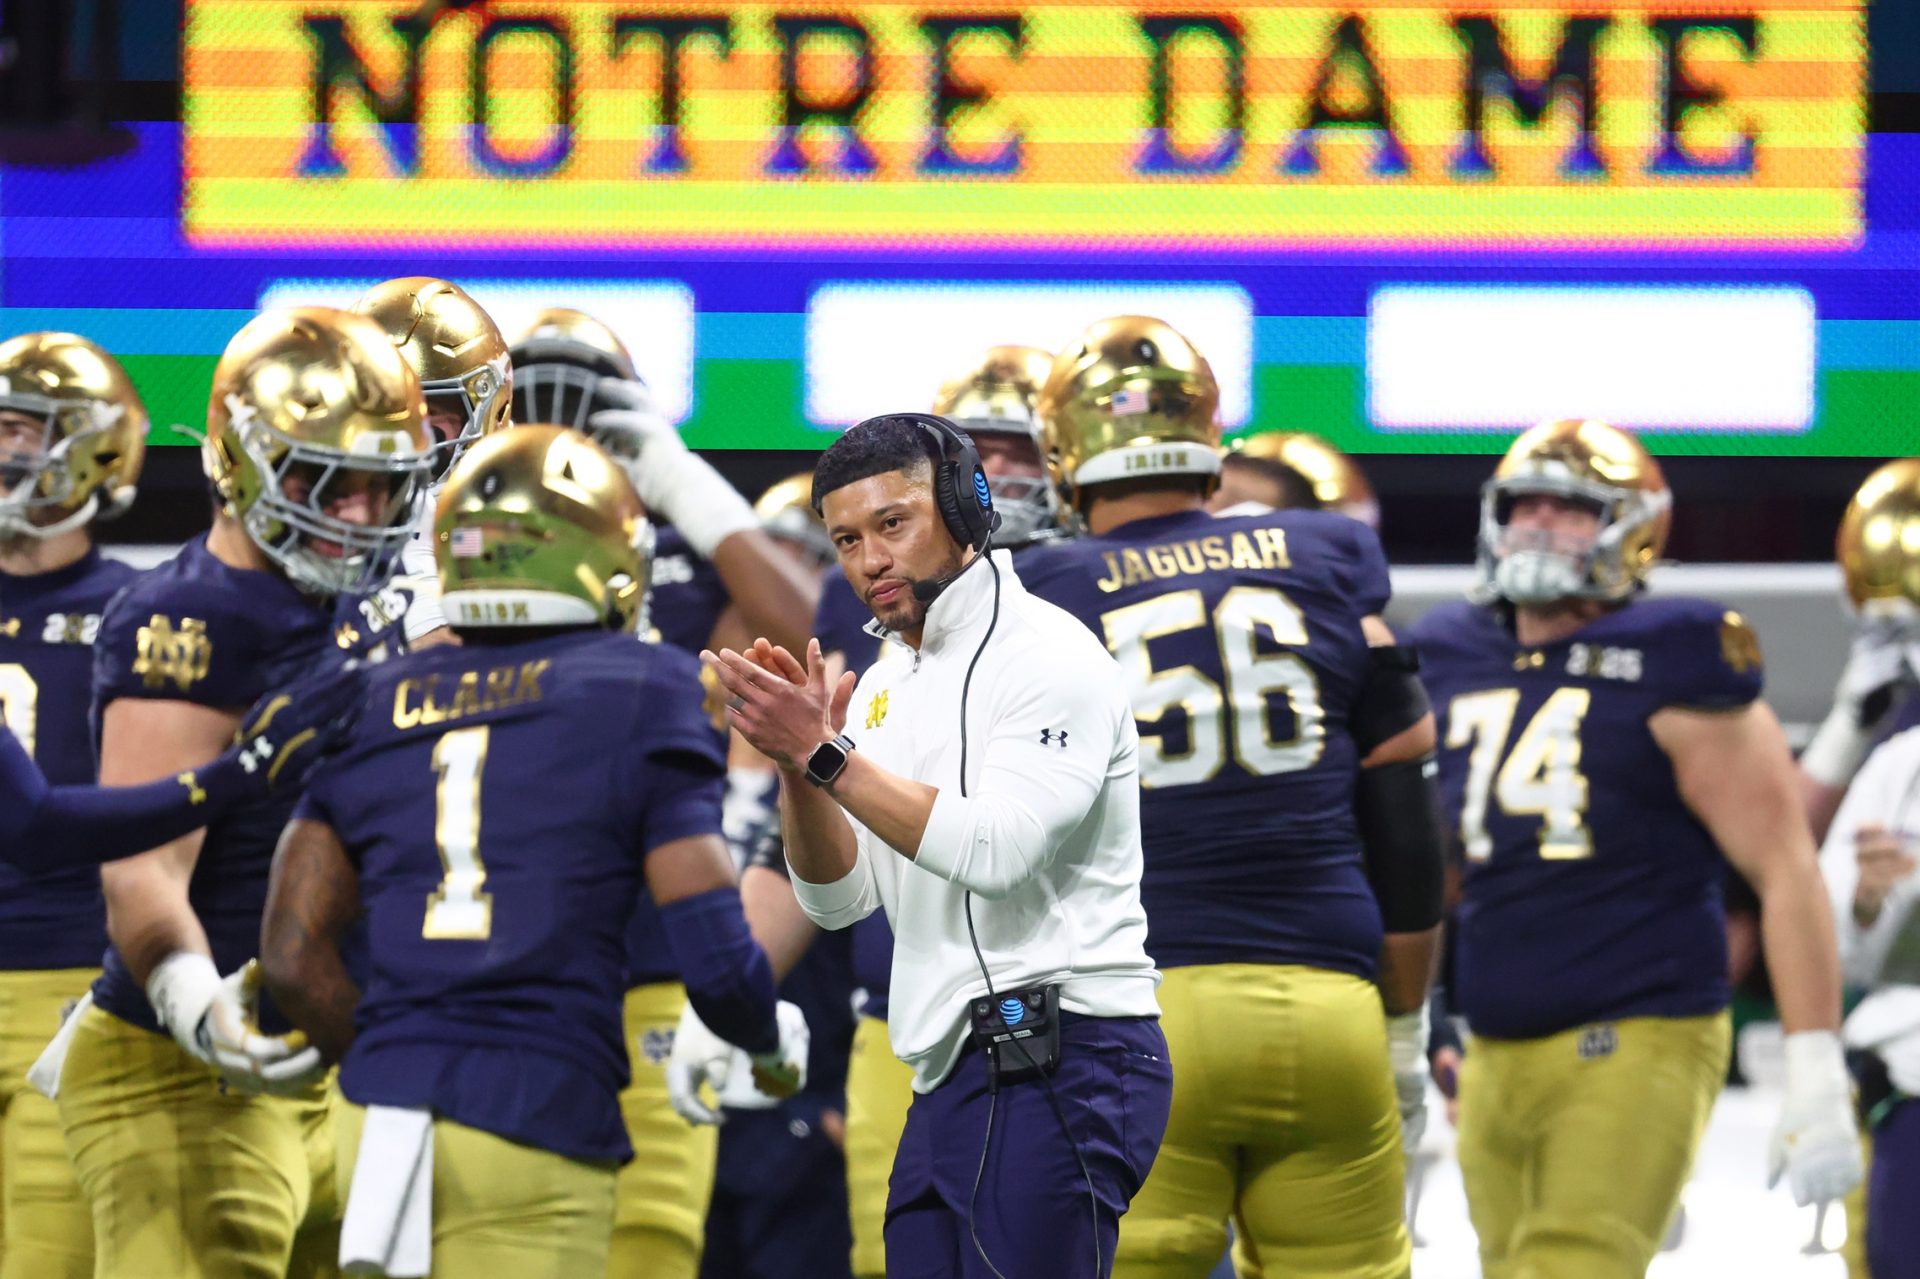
[909,552,983,604]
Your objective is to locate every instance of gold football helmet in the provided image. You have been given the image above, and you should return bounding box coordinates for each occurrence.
[435,424,653,633]
[755,471,833,567]
[0,331,146,539]
[932,345,1065,545]
[1037,316,1221,511]
[352,277,511,481]
[509,307,640,431]
[1838,457,1920,619]
[1475,419,1671,606]
[205,307,433,598]
[1223,432,1378,528]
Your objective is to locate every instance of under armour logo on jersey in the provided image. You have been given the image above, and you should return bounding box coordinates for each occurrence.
[866,691,889,729]
[1040,728,1068,748]
[1577,1024,1618,1060]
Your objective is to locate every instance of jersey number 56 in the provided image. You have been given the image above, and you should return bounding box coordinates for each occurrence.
[1100,587,1324,787]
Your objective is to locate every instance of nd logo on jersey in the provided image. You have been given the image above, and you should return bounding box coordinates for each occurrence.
[866,691,889,729]
[134,615,212,692]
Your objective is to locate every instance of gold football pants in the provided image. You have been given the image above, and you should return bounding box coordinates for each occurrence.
[336,1102,615,1279]
[608,981,717,1279]
[844,1013,915,1278]
[1115,963,1410,1279]
[56,1004,337,1279]
[1456,1012,1731,1279]
[0,968,96,1279]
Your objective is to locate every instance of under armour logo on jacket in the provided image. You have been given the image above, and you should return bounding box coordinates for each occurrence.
[1040,729,1068,748]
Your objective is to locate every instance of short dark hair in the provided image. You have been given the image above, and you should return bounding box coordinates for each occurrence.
[811,417,938,513]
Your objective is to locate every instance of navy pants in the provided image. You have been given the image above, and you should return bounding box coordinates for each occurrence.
[885,1015,1173,1279]
[701,1105,854,1279]
[1870,1098,1920,1279]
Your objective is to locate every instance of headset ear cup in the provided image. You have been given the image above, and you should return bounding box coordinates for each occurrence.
[933,454,965,548]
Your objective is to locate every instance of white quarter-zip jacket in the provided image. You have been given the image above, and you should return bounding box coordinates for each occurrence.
[787,550,1161,1092]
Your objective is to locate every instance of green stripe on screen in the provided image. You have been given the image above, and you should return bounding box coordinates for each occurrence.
[119,355,1919,458]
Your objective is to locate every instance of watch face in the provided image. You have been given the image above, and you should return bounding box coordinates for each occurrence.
[808,739,848,784]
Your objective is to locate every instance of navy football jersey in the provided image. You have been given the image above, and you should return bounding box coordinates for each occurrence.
[0,549,135,969]
[1412,595,1764,1039]
[1020,507,1391,975]
[304,630,727,1163]
[90,537,333,1032]
[650,526,730,655]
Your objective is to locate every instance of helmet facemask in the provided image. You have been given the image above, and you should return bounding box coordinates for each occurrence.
[420,356,509,484]
[1476,473,1670,607]
[227,398,430,597]
[0,397,132,540]
[963,419,1067,548]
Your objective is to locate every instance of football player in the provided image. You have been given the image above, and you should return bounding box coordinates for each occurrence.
[511,313,820,1277]
[1016,316,1442,1279]
[510,307,819,654]
[351,277,513,649]
[55,307,432,1278]
[1411,419,1863,1277]
[509,308,816,1279]
[1207,432,1380,529]
[258,425,804,1279]
[0,328,144,1277]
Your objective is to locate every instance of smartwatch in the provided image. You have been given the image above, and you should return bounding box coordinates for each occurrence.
[804,734,856,788]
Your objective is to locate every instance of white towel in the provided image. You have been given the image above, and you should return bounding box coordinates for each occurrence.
[27,991,92,1100]
[339,1105,434,1278]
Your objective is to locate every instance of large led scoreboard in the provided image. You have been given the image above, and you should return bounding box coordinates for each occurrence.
[1,1,1909,455]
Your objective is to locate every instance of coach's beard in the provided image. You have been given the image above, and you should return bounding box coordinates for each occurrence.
[866,547,968,633]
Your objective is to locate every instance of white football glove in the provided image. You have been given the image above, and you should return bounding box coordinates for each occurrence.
[1801,614,1920,787]
[665,1001,811,1126]
[146,955,324,1096]
[1768,1030,1865,1206]
[1386,1008,1430,1154]
[587,381,756,559]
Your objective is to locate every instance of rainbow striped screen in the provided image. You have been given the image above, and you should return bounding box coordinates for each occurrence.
[0,0,1909,455]
[183,2,1866,250]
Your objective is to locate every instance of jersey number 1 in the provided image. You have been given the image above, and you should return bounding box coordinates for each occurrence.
[1447,688,1593,862]
[424,726,494,940]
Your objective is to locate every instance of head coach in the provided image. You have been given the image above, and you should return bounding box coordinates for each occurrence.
[702,413,1171,1279]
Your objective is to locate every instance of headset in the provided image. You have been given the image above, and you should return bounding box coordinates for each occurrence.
[908,412,1001,552]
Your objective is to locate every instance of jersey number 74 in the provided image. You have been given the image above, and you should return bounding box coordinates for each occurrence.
[1447,688,1593,862]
